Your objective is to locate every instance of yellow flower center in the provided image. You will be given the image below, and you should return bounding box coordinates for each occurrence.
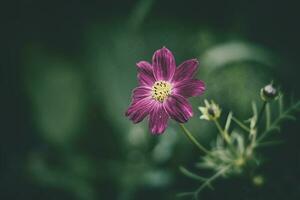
[151,81,172,102]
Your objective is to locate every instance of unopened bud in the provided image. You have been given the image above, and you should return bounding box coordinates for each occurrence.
[260,83,278,101]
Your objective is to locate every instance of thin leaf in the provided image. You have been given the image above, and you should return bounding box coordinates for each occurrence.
[267,126,281,134]
[232,116,250,132]
[257,140,284,148]
[252,101,258,117]
[281,115,297,121]
[257,100,300,143]
[194,165,230,199]
[179,166,207,182]
[176,192,194,198]
[225,112,233,132]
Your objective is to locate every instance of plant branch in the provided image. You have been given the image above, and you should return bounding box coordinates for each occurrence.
[257,101,300,143]
[232,116,250,132]
[179,123,210,154]
[214,120,231,144]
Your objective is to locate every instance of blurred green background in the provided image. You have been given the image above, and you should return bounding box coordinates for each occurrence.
[2,0,300,199]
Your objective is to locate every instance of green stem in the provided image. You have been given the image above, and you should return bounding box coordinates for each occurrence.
[256,101,267,128]
[194,165,231,198]
[265,103,271,129]
[257,101,300,143]
[256,140,284,148]
[179,123,210,154]
[232,116,250,132]
[214,120,231,144]
[278,94,283,115]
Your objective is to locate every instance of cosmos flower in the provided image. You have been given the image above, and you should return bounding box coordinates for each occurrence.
[125,47,205,134]
[198,99,221,121]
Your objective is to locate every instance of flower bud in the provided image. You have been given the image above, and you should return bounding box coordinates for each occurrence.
[199,100,221,121]
[260,83,278,101]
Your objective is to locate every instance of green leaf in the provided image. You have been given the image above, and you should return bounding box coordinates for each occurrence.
[179,166,207,182]
[176,192,194,198]
[225,112,233,132]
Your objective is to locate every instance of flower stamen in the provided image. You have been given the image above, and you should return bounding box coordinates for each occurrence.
[151,81,172,102]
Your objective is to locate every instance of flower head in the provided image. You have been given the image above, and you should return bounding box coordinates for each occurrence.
[260,83,278,101]
[198,99,221,121]
[125,47,206,134]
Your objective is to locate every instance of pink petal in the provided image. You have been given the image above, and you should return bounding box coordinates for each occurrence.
[136,61,156,86]
[131,86,152,101]
[164,94,193,123]
[152,47,176,81]
[173,59,199,82]
[125,98,154,123]
[149,103,169,134]
[173,79,205,98]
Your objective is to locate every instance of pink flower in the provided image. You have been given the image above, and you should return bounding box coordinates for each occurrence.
[125,47,206,134]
